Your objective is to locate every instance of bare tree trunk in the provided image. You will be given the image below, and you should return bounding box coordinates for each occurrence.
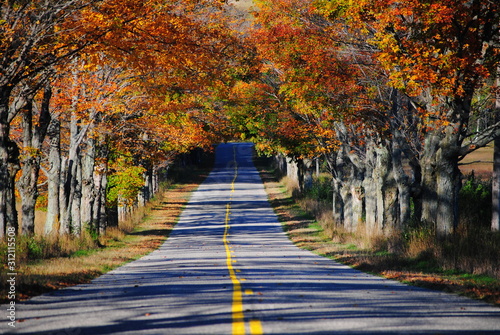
[325,151,344,227]
[435,135,461,237]
[286,157,299,187]
[138,165,150,208]
[80,136,96,232]
[92,144,109,235]
[99,172,111,232]
[59,154,71,235]
[18,103,38,235]
[390,124,412,231]
[374,146,390,233]
[45,118,61,235]
[492,74,500,232]
[152,165,159,196]
[377,145,401,234]
[363,146,377,234]
[94,171,108,235]
[364,142,401,235]
[0,95,21,238]
[18,86,52,235]
[331,177,344,226]
[339,149,364,232]
[5,138,20,234]
[71,157,82,235]
[421,126,461,238]
[60,110,83,235]
[350,177,364,232]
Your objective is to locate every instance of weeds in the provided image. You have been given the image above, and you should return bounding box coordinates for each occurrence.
[0,167,210,303]
[257,159,500,305]
[6,233,99,264]
[292,172,500,281]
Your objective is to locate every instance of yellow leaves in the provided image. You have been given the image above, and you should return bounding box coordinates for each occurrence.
[107,156,146,206]
[19,146,42,161]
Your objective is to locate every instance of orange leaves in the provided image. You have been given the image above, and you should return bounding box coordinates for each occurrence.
[247,0,370,157]
[49,0,252,157]
[365,0,499,101]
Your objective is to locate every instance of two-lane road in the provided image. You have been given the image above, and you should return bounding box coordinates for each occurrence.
[3,143,500,334]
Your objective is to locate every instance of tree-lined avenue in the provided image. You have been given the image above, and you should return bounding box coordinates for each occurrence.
[3,143,500,334]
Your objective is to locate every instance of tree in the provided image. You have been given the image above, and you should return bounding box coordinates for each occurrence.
[247,0,419,234]
[0,0,102,237]
[15,84,52,235]
[358,0,500,236]
[2,0,254,237]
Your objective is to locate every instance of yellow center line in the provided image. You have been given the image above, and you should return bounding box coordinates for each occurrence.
[224,147,263,335]
[250,319,264,335]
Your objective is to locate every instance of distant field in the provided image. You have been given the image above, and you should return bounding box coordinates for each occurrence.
[460,145,494,179]
[230,0,254,10]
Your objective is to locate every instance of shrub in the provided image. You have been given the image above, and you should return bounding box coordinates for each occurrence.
[459,172,491,229]
[304,174,333,202]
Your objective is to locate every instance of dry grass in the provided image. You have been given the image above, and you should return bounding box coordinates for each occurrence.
[459,144,493,179]
[0,170,209,304]
[254,157,500,306]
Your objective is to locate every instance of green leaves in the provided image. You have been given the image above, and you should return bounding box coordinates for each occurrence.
[107,156,146,206]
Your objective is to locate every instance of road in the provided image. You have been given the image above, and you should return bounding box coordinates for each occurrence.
[3,142,500,334]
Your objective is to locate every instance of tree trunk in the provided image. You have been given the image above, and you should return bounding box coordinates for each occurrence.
[92,144,109,235]
[286,157,299,188]
[492,136,500,232]
[376,145,400,234]
[45,118,61,235]
[59,154,71,235]
[492,75,500,232]
[80,136,96,231]
[340,149,364,232]
[71,156,82,235]
[325,152,344,227]
[374,145,391,234]
[59,111,80,235]
[0,133,21,237]
[364,142,402,235]
[421,132,439,227]
[392,136,411,231]
[421,126,461,238]
[94,168,108,235]
[363,145,377,234]
[331,177,344,225]
[18,86,52,235]
[138,164,151,208]
[18,102,38,235]
[0,94,20,237]
[152,165,159,196]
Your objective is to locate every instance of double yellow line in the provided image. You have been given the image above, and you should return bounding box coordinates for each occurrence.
[223,148,263,335]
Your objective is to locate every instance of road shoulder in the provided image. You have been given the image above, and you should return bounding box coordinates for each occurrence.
[254,156,500,307]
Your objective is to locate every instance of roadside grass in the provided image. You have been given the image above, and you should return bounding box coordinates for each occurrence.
[0,165,211,304]
[254,156,500,307]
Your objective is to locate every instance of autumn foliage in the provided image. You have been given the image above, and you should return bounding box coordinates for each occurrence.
[1,0,500,257]
[0,0,251,237]
[242,0,500,239]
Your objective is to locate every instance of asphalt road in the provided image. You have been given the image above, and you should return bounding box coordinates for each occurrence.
[3,142,500,335]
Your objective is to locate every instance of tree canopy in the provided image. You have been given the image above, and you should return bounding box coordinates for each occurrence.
[1,0,499,239]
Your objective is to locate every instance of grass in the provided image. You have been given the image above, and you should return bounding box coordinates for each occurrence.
[254,156,500,307]
[0,164,211,304]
